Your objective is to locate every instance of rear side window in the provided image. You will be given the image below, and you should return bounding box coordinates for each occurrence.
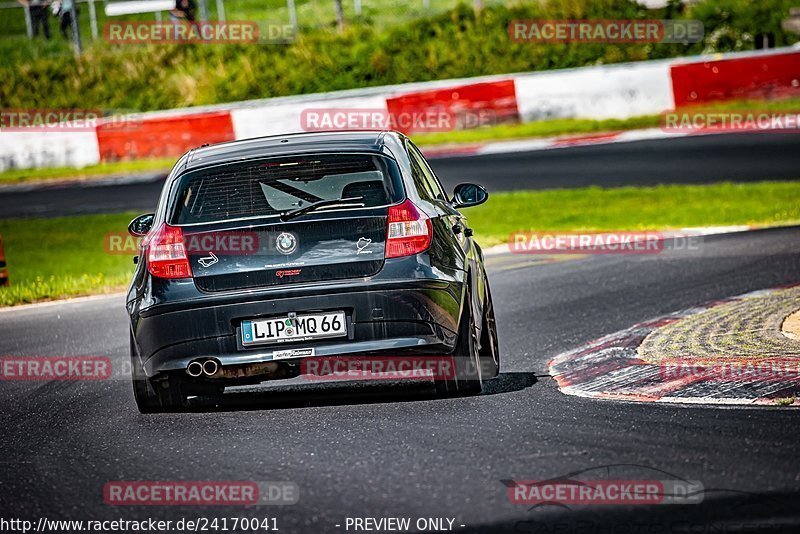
[170,153,405,225]
[407,143,448,202]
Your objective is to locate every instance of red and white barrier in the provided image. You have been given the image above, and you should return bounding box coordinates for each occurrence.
[514,58,675,121]
[671,50,800,107]
[1,47,798,172]
[96,110,235,161]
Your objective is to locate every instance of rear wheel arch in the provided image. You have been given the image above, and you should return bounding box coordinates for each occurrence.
[435,279,482,396]
[458,267,478,330]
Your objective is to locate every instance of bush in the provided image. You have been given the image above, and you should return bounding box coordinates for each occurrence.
[688,0,799,52]
[1,0,796,112]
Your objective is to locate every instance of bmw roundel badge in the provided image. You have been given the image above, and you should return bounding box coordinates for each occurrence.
[276,232,298,255]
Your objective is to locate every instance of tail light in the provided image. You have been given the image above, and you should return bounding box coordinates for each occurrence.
[145,224,192,279]
[386,199,432,258]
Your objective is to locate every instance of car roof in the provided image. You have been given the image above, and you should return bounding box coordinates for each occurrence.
[180,130,404,173]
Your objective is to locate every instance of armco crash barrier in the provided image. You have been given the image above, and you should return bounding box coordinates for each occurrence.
[1,47,798,171]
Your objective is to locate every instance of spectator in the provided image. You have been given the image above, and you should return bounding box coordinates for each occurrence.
[56,0,77,40]
[172,0,197,22]
[18,0,51,39]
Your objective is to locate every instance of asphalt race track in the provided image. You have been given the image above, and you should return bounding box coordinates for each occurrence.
[2,227,800,532]
[1,132,799,218]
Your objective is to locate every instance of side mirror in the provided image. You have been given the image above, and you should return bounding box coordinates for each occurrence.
[128,213,155,237]
[451,183,488,209]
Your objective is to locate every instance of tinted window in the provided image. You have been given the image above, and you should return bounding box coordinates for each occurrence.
[407,151,437,201]
[170,154,405,225]
[408,144,447,201]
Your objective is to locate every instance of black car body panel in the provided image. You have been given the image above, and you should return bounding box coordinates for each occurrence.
[127,130,490,390]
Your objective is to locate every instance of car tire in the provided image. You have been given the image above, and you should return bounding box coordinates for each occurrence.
[435,287,483,397]
[479,273,500,379]
[130,333,162,413]
[130,333,186,413]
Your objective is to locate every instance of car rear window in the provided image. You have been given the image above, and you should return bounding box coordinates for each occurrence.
[170,153,405,225]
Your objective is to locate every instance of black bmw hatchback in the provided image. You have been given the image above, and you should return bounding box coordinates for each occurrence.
[127,130,499,412]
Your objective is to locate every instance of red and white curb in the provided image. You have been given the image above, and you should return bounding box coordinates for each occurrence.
[548,284,800,406]
[421,128,670,159]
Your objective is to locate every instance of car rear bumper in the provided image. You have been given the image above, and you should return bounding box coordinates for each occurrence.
[134,280,462,377]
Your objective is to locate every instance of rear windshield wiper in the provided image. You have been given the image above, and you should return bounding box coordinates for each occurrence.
[279,196,364,222]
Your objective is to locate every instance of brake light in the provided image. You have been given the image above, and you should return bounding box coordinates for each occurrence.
[145,224,192,279]
[386,199,432,258]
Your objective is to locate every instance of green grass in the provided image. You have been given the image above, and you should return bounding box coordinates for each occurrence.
[462,181,800,247]
[416,98,800,146]
[0,213,138,306]
[2,181,799,306]
[415,115,661,146]
[0,158,175,184]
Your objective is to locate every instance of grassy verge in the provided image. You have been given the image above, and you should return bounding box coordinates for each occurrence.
[414,97,800,146]
[2,181,799,306]
[0,159,175,185]
[414,115,661,146]
[464,181,800,247]
[0,213,137,307]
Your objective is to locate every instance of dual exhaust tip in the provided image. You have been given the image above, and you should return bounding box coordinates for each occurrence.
[186,358,220,378]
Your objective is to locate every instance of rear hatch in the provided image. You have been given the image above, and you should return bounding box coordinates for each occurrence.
[168,153,405,292]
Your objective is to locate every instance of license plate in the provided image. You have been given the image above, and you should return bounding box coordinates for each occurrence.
[241,311,347,346]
